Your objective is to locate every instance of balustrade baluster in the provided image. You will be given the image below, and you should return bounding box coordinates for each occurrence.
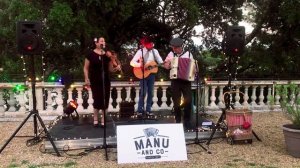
[87,89,93,112]
[217,86,225,108]
[77,87,84,111]
[209,86,218,108]
[45,89,52,112]
[135,87,140,110]
[7,90,16,112]
[108,88,114,112]
[116,87,122,112]
[267,86,272,106]
[275,88,281,105]
[250,86,257,107]
[67,88,72,103]
[258,86,265,106]
[0,90,5,115]
[243,86,249,107]
[234,87,241,107]
[161,86,168,109]
[16,91,26,112]
[126,86,131,102]
[152,86,159,109]
[55,88,64,115]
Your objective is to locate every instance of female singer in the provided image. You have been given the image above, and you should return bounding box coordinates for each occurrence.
[83,37,121,127]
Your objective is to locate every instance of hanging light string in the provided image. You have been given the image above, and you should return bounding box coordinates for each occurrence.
[20,55,28,84]
[20,53,46,84]
[224,56,241,91]
[41,53,46,82]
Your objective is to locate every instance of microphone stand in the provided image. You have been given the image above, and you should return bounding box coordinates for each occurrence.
[190,60,210,153]
[99,46,114,160]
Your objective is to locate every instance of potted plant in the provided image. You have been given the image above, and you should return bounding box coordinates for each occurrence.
[276,83,300,158]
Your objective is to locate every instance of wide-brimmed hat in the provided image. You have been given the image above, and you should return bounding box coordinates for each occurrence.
[140,36,154,49]
[169,37,183,47]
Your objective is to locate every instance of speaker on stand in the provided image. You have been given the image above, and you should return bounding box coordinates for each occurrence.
[0,21,60,156]
[17,21,43,55]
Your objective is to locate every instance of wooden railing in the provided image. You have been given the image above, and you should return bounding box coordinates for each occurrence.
[1,80,299,117]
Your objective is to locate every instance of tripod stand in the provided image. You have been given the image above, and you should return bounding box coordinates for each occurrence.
[189,61,211,154]
[206,54,261,146]
[0,54,60,156]
[206,53,236,146]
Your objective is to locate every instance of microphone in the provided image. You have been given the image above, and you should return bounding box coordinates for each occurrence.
[100,44,104,49]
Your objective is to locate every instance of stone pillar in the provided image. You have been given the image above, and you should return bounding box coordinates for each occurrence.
[152,86,159,109]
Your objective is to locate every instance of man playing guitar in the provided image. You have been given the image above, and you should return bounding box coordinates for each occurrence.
[130,36,164,117]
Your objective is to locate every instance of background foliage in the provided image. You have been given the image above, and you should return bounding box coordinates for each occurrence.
[0,0,299,83]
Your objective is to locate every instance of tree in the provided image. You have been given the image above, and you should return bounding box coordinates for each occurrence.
[238,0,300,79]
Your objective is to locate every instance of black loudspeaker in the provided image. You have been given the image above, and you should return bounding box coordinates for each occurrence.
[224,26,245,56]
[17,21,42,55]
[119,101,135,118]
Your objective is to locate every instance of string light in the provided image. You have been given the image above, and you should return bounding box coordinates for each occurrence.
[20,55,27,82]
[224,55,241,91]
[42,54,46,82]
[20,52,46,84]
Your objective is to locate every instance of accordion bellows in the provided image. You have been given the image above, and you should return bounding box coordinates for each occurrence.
[170,57,196,81]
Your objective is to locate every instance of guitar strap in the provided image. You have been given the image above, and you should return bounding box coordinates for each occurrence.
[142,49,158,64]
[152,50,158,63]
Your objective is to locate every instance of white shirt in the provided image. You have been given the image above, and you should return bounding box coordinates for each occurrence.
[130,48,164,67]
[165,51,194,62]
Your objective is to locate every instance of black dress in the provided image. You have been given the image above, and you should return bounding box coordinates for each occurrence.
[86,50,111,110]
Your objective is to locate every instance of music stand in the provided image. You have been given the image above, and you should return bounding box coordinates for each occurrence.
[0,54,60,156]
[129,47,157,123]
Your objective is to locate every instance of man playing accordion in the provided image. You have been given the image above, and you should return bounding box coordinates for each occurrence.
[164,37,196,131]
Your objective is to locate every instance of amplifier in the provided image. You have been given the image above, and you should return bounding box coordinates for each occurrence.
[119,101,135,118]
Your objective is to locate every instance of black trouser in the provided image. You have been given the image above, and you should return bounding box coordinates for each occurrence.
[171,79,192,128]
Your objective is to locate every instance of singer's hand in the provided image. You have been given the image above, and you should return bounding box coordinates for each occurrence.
[85,78,90,86]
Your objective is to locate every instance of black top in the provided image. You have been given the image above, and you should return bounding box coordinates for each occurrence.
[85,50,110,84]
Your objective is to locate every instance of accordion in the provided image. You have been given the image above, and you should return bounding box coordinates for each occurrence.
[170,57,196,81]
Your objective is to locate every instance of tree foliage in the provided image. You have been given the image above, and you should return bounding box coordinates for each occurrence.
[0,0,299,82]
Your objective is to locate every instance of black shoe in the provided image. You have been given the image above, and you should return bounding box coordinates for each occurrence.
[184,122,194,131]
[137,112,143,118]
[146,112,155,116]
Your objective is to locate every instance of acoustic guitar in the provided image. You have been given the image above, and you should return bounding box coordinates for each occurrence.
[133,61,160,79]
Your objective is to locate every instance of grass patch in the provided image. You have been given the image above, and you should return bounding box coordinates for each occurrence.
[8,163,19,168]
[232,158,245,162]
[246,162,256,166]
[225,162,237,167]
[64,161,77,167]
[21,160,29,165]
[8,159,19,168]
[8,160,77,168]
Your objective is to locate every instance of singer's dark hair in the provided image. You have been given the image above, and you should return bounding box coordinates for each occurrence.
[96,37,105,42]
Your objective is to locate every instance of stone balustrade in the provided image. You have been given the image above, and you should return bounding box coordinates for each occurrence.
[0,80,299,117]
